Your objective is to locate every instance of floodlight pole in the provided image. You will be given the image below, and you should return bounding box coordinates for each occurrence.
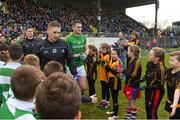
[154,0,159,35]
[97,0,101,36]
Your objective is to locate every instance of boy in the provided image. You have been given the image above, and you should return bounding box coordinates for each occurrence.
[0,65,43,119]
[0,45,23,105]
[43,61,97,104]
[36,72,81,119]
[23,54,40,69]
[43,61,63,77]
[165,51,180,119]
[0,43,9,67]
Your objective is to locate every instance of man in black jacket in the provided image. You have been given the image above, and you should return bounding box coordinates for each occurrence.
[35,21,77,76]
[21,26,38,56]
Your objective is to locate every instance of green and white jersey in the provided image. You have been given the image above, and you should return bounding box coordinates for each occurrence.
[8,87,13,99]
[66,33,86,67]
[0,63,21,104]
[0,97,35,120]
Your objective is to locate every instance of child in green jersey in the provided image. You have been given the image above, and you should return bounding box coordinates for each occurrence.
[0,45,23,105]
[0,65,43,119]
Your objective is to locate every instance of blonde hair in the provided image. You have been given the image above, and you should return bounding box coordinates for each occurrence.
[129,45,140,59]
[151,47,165,63]
[170,51,180,62]
[23,54,40,68]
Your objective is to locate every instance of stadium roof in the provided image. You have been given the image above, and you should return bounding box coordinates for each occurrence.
[173,21,180,25]
[38,0,156,9]
[101,0,156,8]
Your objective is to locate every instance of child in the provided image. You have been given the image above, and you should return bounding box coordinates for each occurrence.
[23,54,40,68]
[7,54,44,99]
[103,48,123,120]
[165,51,180,119]
[43,61,63,77]
[43,61,97,104]
[128,31,140,46]
[85,45,98,96]
[36,72,81,119]
[0,65,43,119]
[0,43,9,67]
[98,43,111,109]
[123,45,142,120]
[0,45,23,105]
[143,47,166,119]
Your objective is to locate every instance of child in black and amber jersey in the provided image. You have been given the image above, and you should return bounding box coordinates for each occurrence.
[98,43,111,109]
[143,47,166,119]
[85,45,98,96]
[103,48,123,120]
[123,45,142,120]
[165,51,180,119]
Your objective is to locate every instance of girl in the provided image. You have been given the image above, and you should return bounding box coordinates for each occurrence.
[126,31,140,70]
[104,48,123,120]
[143,47,166,119]
[128,31,140,46]
[98,43,111,109]
[123,45,142,120]
[85,45,98,96]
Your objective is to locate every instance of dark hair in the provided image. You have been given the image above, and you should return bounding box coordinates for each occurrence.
[88,45,98,57]
[0,41,9,62]
[48,21,61,28]
[170,51,180,62]
[8,44,23,61]
[26,25,34,30]
[43,61,63,77]
[11,65,43,101]
[36,72,81,119]
[0,51,9,62]
[0,43,9,51]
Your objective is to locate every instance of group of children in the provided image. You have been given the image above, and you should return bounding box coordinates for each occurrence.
[0,42,179,119]
[85,42,180,120]
[0,44,82,119]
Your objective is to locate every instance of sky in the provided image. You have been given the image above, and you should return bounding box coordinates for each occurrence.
[126,0,180,28]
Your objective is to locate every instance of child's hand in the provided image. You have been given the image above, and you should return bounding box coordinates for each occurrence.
[170,104,177,116]
[92,57,97,62]
[90,94,98,104]
[100,61,107,67]
[115,65,123,73]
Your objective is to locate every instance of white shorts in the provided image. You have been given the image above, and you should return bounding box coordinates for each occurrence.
[66,65,86,77]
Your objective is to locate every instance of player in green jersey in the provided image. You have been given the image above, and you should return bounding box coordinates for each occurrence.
[66,20,88,93]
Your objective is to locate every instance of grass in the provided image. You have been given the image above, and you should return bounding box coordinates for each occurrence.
[80,51,174,119]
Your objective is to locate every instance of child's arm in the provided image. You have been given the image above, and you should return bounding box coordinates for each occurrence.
[170,88,180,116]
[105,65,118,75]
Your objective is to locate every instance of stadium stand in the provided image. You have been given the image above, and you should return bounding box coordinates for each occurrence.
[0,0,179,48]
